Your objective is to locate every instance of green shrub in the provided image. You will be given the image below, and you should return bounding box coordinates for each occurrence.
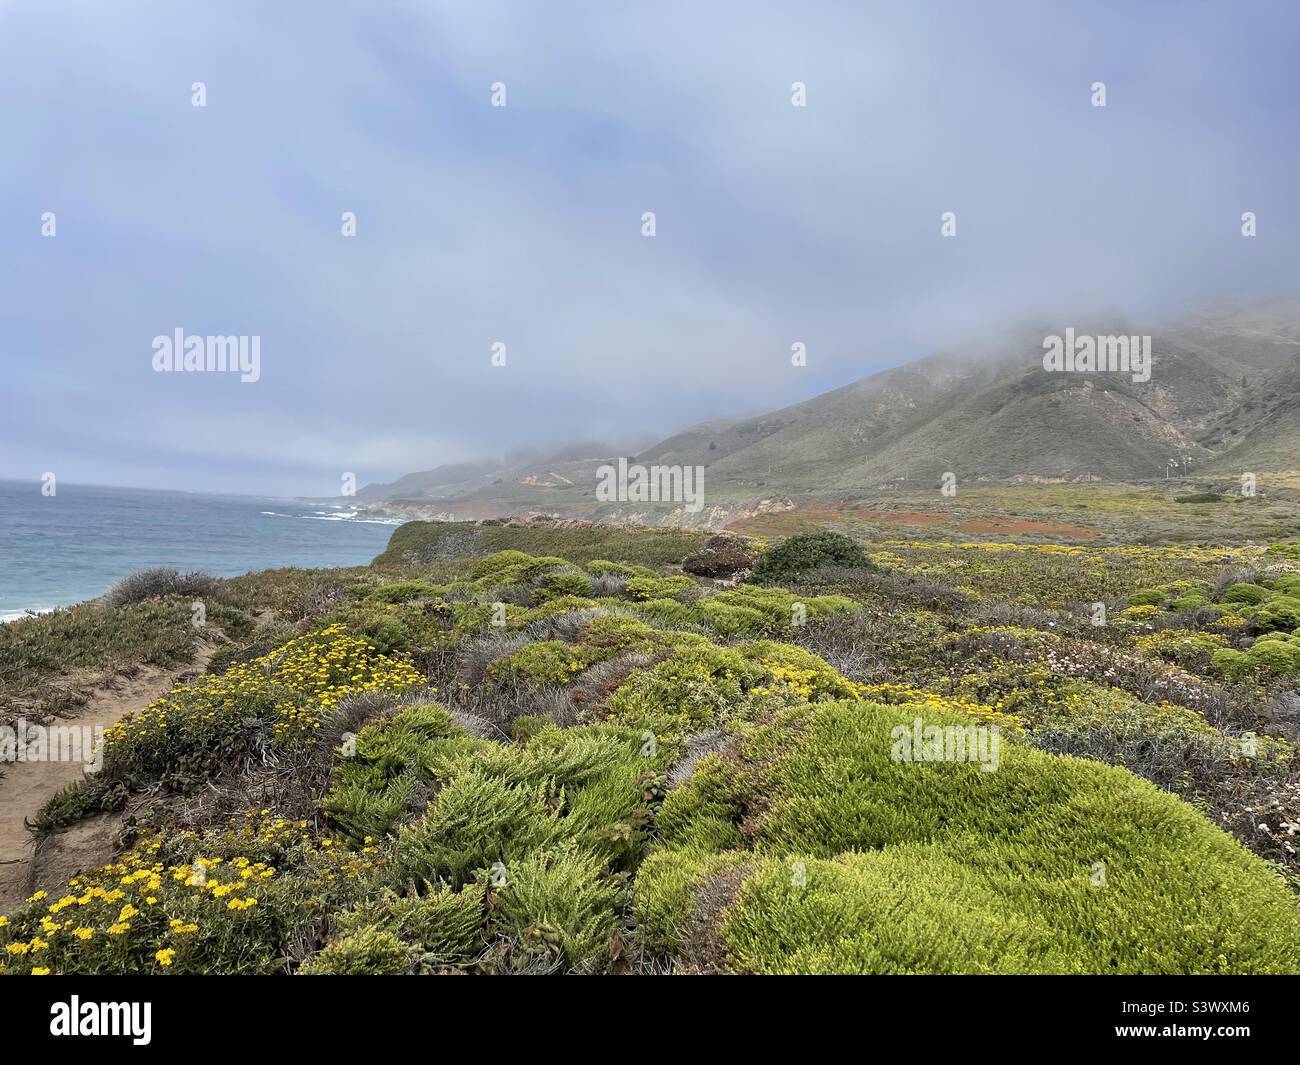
[1223,583,1271,606]
[582,613,706,655]
[325,772,423,845]
[470,551,537,580]
[607,645,766,733]
[300,927,411,974]
[697,600,768,638]
[471,552,569,589]
[486,641,608,688]
[365,581,443,605]
[639,698,1300,973]
[493,846,620,969]
[1270,575,1300,597]
[533,570,595,603]
[1211,647,1252,678]
[1252,596,1300,632]
[752,532,875,584]
[29,781,105,835]
[1216,633,1300,677]
[513,595,601,627]
[392,768,562,889]
[586,559,656,578]
[631,597,697,628]
[1126,588,1164,607]
[624,575,698,602]
[357,614,412,655]
[331,886,486,962]
[1246,639,1300,674]
[705,586,856,634]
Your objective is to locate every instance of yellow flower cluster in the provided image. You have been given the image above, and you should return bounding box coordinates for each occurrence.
[102,624,423,751]
[1,811,380,975]
[881,540,1252,563]
[752,660,825,701]
[849,681,1027,733]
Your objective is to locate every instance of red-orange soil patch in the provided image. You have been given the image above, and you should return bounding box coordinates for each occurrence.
[957,516,1098,539]
[852,510,949,527]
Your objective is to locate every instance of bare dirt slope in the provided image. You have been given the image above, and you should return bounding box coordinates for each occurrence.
[0,643,217,911]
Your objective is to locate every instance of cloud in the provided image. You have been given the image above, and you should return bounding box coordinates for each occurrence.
[2,0,1297,494]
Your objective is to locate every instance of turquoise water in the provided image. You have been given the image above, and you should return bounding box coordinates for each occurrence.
[0,480,399,619]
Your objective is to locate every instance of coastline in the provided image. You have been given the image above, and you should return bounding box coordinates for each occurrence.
[0,485,402,621]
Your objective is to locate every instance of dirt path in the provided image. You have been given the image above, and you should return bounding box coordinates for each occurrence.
[0,643,217,911]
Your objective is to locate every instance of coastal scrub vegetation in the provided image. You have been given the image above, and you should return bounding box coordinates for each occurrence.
[4,525,1300,974]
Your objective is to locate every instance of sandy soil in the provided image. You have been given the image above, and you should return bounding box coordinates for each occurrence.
[0,644,216,911]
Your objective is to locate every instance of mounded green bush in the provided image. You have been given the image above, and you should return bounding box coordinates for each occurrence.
[582,613,707,655]
[631,597,697,628]
[514,595,601,627]
[533,569,595,603]
[638,698,1300,973]
[330,886,486,962]
[1215,633,1300,677]
[365,581,443,605]
[1270,575,1300,597]
[300,927,411,975]
[606,644,767,734]
[697,600,768,638]
[486,640,610,688]
[586,559,656,578]
[392,768,563,889]
[1223,582,1271,606]
[624,575,698,602]
[357,614,412,655]
[494,846,621,969]
[752,531,875,584]
[708,586,857,633]
[1252,596,1300,632]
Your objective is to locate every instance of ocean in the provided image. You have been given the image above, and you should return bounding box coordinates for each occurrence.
[0,481,400,620]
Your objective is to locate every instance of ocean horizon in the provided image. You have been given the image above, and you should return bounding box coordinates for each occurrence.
[0,480,399,620]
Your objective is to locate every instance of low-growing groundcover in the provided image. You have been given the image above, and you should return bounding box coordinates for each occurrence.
[4,536,1300,975]
[637,699,1300,973]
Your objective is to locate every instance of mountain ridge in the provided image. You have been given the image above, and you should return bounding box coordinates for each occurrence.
[358,298,1300,518]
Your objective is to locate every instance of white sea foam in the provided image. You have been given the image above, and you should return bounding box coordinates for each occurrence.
[258,507,399,526]
[1,608,53,624]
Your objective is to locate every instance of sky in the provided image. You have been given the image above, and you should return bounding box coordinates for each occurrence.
[2,0,1298,497]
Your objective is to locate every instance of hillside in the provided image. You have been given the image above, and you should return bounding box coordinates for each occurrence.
[359,299,1300,524]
